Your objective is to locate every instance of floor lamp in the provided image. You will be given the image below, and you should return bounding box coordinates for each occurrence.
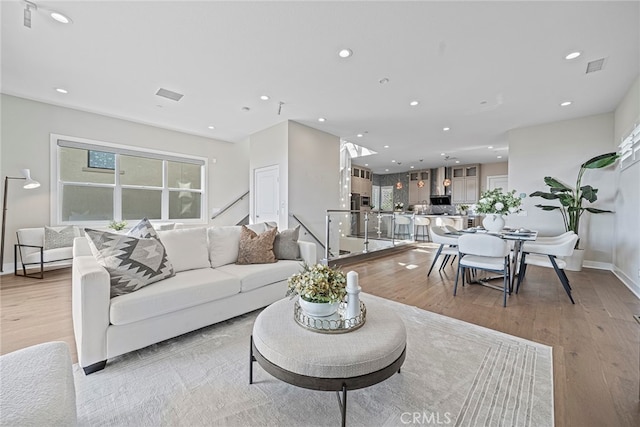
[1,169,40,272]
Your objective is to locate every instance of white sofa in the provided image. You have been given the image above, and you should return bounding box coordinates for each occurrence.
[72,224,316,374]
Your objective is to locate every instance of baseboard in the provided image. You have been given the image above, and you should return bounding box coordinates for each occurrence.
[582,260,613,270]
[613,267,640,300]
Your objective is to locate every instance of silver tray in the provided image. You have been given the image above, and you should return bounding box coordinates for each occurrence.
[293,301,366,334]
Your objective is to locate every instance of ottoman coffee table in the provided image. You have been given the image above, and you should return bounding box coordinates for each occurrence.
[250,296,406,426]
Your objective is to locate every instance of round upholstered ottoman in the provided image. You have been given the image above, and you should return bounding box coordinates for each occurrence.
[250,296,406,426]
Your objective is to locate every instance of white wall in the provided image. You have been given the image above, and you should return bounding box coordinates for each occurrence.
[288,121,340,255]
[1,94,249,270]
[248,121,288,228]
[613,75,640,296]
[507,113,617,266]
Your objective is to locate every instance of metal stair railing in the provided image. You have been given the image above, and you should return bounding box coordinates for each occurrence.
[211,191,249,220]
[288,213,330,260]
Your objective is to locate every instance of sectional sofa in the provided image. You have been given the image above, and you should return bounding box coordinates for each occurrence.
[72,223,316,374]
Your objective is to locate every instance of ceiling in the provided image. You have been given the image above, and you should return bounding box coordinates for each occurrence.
[2,1,638,174]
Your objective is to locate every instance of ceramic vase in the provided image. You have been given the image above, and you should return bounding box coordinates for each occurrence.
[482,214,505,232]
[299,296,340,317]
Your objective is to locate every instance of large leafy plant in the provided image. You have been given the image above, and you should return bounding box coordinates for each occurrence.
[529,152,619,247]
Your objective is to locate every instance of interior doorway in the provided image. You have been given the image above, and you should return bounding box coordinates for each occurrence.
[253,165,280,226]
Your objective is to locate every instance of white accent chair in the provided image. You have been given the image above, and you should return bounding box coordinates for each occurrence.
[427,226,459,276]
[454,234,511,307]
[15,228,74,278]
[414,216,431,241]
[516,232,579,304]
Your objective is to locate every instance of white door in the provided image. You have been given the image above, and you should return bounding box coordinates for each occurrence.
[487,175,508,192]
[254,165,280,225]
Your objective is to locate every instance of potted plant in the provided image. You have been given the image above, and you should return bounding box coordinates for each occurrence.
[108,220,128,231]
[394,202,404,211]
[286,263,347,317]
[475,188,523,232]
[529,152,619,270]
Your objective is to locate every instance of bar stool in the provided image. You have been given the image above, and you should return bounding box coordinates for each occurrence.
[414,217,431,241]
[394,215,411,239]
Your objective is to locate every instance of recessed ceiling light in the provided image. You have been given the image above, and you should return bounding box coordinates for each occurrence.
[560,101,572,107]
[410,166,415,169]
[497,155,503,159]
[385,169,389,172]
[365,164,369,166]
[318,117,326,122]
[55,88,68,94]
[356,133,363,138]
[443,127,450,131]
[383,145,389,148]
[379,77,390,84]
[409,101,419,107]
[455,160,460,164]
[241,106,251,112]
[260,95,270,101]
[208,125,215,130]
[338,48,353,58]
[440,153,445,156]
[391,160,396,163]
[50,12,72,24]
[565,51,581,60]
[488,146,493,149]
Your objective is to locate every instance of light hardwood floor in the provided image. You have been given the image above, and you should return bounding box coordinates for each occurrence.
[1,243,639,426]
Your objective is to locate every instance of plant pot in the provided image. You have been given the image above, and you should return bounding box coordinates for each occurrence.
[564,248,585,272]
[298,297,340,317]
[482,214,505,232]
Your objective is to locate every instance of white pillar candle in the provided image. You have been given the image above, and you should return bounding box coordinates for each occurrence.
[346,271,361,321]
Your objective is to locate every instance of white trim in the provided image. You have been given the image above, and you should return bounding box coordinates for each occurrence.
[582,260,613,270]
[49,133,208,226]
[613,266,640,300]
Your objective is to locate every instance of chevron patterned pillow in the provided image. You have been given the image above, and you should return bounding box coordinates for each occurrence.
[84,229,175,297]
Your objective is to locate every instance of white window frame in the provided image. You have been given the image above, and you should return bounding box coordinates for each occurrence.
[50,134,208,226]
[619,122,640,170]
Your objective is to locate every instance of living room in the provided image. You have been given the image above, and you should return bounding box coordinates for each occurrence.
[1,1,639,426]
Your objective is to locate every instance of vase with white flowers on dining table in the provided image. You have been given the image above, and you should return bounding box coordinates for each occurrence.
[475,188,523,232]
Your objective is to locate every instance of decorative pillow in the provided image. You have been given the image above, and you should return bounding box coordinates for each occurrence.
[44,226,80,250]
[207,226,242,268]
[84,229,175,298]
[237,225,277,265]
[127,217,159,239]
[273,225,301,260]
[157,227,210,273]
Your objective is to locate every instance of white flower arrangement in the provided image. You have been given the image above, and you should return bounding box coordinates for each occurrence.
[394,202,404,210]
[286,263,347,304]
[475,188,522,215]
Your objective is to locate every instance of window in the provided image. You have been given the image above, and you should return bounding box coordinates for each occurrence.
[619,123,640,170]
[52,135,207,224]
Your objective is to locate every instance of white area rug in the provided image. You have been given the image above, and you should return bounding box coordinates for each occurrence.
[73,294,553,426]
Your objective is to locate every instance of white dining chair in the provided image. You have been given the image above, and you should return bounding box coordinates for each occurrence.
[414,216,431,241]
[516,232,579,304]
[427,226,459,276]
[454,233,511,307]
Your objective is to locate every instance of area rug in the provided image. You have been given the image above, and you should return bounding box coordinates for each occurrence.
[73,294,553,426]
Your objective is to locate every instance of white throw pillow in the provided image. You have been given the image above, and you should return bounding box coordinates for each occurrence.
[207,226,242,268]
[157,227,210,273]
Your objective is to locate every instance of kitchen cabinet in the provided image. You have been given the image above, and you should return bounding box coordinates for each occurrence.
[409,170,430,204]
[451,164,479,204]
[351,166,372,197]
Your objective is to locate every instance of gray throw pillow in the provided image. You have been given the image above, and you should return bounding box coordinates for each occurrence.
[273,225,301,260]
[44,226,79,250]
[127,217,159,239]
[84,229,175,298]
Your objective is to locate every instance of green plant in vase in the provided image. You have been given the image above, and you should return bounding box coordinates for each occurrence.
[529,152,619,249]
